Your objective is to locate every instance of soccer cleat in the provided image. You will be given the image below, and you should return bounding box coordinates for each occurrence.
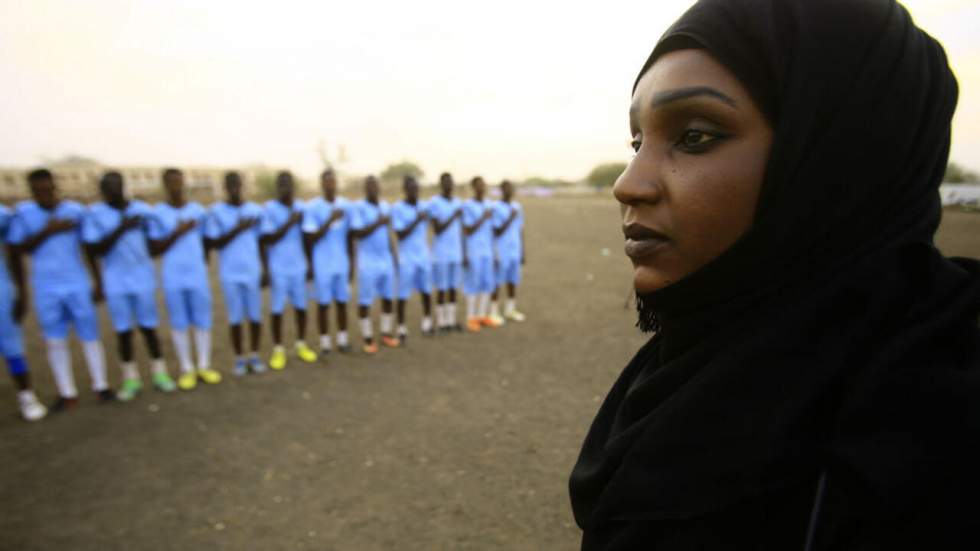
[116,378,143,402]
[269,347,287,370]
[49,396,79,412]
[466,318,482,333]
[381,335,400,348]
[232,360,249,377]
[485,314,506,328]
[178,372,198,391]
[250,357,268,374]
[505,310,526,322]
[295,342,318,363]
[18,391,47,422]
[198,369,222,384]
[362,342,379,355]
[97,389,117,403]
[152,372,177,393]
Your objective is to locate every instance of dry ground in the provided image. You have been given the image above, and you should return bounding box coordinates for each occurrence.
[0,198,977,551]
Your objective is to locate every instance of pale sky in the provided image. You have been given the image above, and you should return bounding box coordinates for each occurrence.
[1,0,979,182]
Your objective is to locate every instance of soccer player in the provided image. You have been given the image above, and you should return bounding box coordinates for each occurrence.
[302,168,353,356]
[148,168,221,390]
[350,175,400,353]
[260,170,317,369]
[205,171,267,376]
[83,171,176,401]
[7,169,114,410]
[392,175,434,343]
[461,176,499,331]
[426,172,464,332]
[490,179,526,323]
[1,203,47,421]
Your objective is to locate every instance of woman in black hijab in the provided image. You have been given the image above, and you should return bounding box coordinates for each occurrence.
[569,0,980,549]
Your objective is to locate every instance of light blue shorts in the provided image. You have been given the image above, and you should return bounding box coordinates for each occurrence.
[106,290,159,332]
[165,285,212,330]
[432,261,462,291]
[270,273,307,314]
[34,286,100,341]
[398,260,433,300]
[464,256,495,295]
[497,257,522,286]
[0,286,24,357]
[315,272,350,305]
[357,268,396,306]
[221,279,262,324]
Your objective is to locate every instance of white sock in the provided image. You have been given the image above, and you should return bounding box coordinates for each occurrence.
[193,329,211,370]
[319,334,332,351]
[449,302,458,324]
[398,324,408,337]
[151,358,168,377]
[380,313,393,335]
[46,338,77,398]
[82,340,109,391]
[506,298,516,314]
[491,301,501,318]
[421,316,433,332]
[360,317,373,340]
[478,293,491,318]
[171,329,195,374]
[273,344,285,354]
[466,295,478,320]
[121,361,140,381]
[337,331,349,347]
[294,339,308,350]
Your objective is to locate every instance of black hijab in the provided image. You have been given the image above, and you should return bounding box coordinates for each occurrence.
[570,0,980,543]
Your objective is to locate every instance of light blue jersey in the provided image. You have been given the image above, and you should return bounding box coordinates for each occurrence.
[426,195,463,263]
[205,201,264,284]
[0,206,23,357]
[392,199,431,265]
[302,196,352,277]
[0,206,12,293]
[351,200,393,272]
[82,200,157,294]
[461,199,494,260]
[6,200,91,293]
[492,200,523,261]
[148,202,209,290]
[261,200,307,277]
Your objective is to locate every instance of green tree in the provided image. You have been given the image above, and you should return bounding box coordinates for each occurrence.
[944,162,980,184]
[380,160,424,183]
[586,162,628,189]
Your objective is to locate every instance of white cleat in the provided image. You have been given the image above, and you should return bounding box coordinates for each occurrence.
[18,390,48,422]
[505,310,527,323]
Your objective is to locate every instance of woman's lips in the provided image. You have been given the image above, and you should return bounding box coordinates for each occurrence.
[622,223,670,260]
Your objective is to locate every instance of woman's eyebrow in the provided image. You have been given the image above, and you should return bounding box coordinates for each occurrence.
[651,86,737,109]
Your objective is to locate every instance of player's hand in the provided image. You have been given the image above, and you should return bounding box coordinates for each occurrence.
[379,214,390,225]
[92,285,105,303]
[462,257,470,269]
[238,217,258,230]
[482,210,493,221]
[452,209,462,220]
[329,209,344,222]
[45,218,77,234]
[121,216,142,230]
[13,296,27,323]
[178,220,197,234]
[260,272,270,288]
[289,211,303,225]
[508,210,518,222]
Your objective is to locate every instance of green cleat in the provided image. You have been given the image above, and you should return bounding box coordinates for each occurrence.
[152,372,177,393]
[116,378,143,402]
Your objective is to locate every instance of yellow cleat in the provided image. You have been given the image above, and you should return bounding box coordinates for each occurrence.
[295,342,318,363]
[505,310,527,322]
[198,368,222,384]
[269,347,287,370]
[177,372,198,391]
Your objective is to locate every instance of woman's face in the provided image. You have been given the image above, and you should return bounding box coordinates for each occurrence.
[616,49,772,293]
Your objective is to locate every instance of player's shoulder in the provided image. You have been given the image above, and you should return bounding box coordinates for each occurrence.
[13,200,39,214]
[0,203,9,217]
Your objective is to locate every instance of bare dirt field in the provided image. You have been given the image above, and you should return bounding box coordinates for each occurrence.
[0,197,977,551]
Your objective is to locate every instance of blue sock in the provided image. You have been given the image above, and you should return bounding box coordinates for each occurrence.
[5,355,28,377]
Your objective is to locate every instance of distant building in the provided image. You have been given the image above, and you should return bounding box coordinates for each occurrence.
[0,161,285,202]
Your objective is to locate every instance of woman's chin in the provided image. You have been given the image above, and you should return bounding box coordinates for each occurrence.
[632,264,674,294]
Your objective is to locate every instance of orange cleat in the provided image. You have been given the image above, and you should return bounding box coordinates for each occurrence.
[381,335,400,348]
[362,342,379,355]
[481,316,503,328]
[466,318,482,332]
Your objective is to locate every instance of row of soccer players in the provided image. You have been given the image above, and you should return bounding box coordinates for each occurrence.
[0,167,525,421]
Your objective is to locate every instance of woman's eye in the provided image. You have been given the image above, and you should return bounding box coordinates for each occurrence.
[676,129,722,152]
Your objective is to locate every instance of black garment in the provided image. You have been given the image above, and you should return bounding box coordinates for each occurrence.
[569,0,980,549]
